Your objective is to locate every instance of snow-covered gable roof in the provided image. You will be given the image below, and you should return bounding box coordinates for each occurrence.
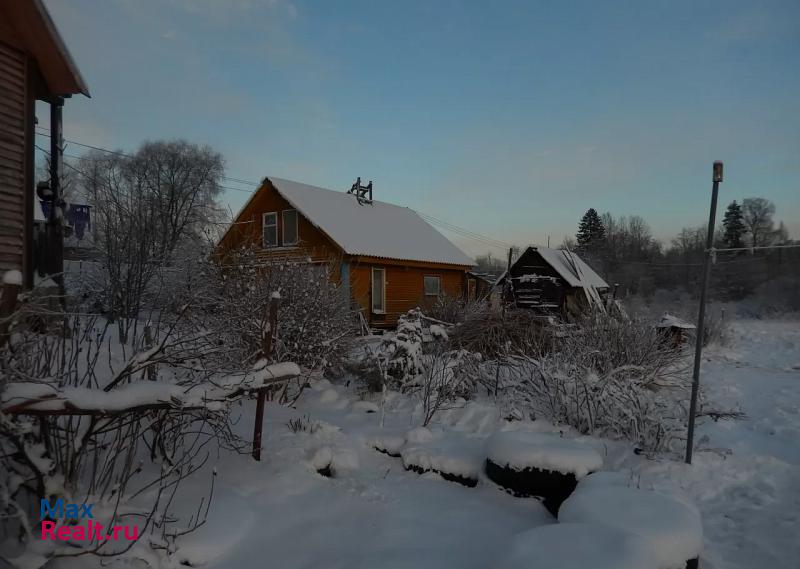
[657,313,696,330]
[534,247,608,289]
[494,247,608,290]
[266,177,474,267]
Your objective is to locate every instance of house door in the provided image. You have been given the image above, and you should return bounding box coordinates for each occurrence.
[467,278,476,301]
[371,267,385,315]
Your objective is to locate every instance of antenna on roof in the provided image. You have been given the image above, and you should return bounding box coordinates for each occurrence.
[347,177,373,205]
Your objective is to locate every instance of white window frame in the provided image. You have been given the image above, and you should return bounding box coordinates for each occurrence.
[424,275,441,297]
[282,209,298,246]
[371,267,386,314]
[262,212,278,248]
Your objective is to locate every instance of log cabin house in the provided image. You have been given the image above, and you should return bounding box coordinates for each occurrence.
[0,0,89,287]
[495,246,609,316]
[217,177,475,327]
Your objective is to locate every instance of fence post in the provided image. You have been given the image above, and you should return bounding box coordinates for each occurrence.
[144,325,157,381]
[253,295,280,461]
[685,161,723,465]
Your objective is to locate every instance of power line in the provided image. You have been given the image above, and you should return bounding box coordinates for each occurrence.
[714,244,800,252]
[35,128,260,190]
[415,211,514,250]
[34,129,519,250]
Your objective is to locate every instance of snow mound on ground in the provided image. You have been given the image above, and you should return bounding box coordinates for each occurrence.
[577,470,632,491]
[486,431,603,478]
[310,445,359,475]
[318,388,340,404]
[401,434,484,481]
[352,400,380,413]
[309,378,333,391]
[310,446,333,471]
[369,431,406,456]
[406,426,435,444]
[496,522,656,569]
[560,485,703,568]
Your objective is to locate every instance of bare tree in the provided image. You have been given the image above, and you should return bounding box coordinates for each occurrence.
[742,197,776,247]
[77,141,224,342]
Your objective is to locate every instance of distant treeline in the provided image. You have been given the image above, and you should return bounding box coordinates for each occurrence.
[475,198,798,302]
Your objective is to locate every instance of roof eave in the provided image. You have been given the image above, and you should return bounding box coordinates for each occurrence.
[33,0,90,97]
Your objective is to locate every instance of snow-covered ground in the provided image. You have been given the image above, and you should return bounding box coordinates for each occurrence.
[634,319,800,569]
[54,318,799,569]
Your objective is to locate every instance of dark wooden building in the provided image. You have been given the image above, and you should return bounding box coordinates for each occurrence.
[496,246,609,316]
[1,0,89,287]
[217,176,475,327]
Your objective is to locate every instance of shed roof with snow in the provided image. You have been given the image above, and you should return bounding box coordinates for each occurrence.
[236,177,474,266]
[496,247,609,290]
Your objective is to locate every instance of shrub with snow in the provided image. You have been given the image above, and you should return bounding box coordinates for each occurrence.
[192,246,355,380]
[383,308,426,381]
[504,315,690,453]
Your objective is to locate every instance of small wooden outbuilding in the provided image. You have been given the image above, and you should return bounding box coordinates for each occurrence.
[494,246,609,316]
[656,313,696,348]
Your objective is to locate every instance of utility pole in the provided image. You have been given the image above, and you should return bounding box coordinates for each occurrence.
[49,97,65,302]
[685,161,723,464]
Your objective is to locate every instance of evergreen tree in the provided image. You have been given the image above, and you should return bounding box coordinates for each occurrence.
[576,208,606,249]
[721,200,746,248]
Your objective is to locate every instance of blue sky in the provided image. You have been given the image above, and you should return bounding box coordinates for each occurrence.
[43,0,800,256]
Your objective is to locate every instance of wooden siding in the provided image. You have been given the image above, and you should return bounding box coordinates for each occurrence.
[350,261,466,327]
[0,40,27,276]
[217,180,342,264]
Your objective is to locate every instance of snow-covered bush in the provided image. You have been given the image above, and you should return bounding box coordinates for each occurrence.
[447,307,554,359]
[377,309,478,425]
[383,308,425,381]
[187,246,355,376]
[0,310,239,568]
[504,316,690,453]
[423,294,485,324]
[414,347,481,426]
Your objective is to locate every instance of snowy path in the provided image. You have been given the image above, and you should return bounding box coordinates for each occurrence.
[634,319,800,569]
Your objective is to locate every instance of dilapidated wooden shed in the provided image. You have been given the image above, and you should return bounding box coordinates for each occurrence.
[495,246,609,316]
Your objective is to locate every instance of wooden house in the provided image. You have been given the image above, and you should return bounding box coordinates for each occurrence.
[0,0,89,287]
[217,177,474,327]
[495,246,609,316]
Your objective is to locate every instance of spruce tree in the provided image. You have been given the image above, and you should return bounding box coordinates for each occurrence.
[576,208,606,249]
[721,200,746,248]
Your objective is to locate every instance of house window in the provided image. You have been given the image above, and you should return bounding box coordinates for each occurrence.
[282,209,298,246]
[371,267,385,314]
[262,212,277,247]
[424,275,441,296]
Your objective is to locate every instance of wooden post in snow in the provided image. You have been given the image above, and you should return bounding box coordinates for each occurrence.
[253,294,280,461]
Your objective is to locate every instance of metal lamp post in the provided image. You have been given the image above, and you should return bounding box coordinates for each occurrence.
[685,161,723,464]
